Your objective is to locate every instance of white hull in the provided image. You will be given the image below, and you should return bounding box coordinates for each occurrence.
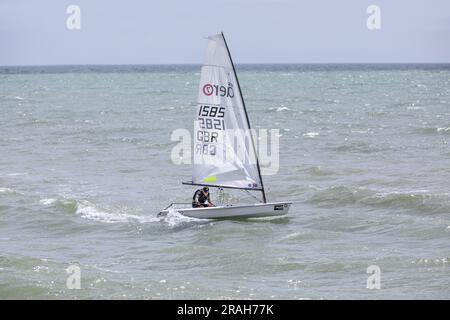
[158,202,291,219]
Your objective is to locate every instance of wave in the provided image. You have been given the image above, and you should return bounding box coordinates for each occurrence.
[39,197,158,224]
[39,198,57,205]
[302,132,319,138]
[411,257,449,266]
[75,201,156,223]
[308,186,450,214]
[39,196,204,226]
[0,187,22,196]
[415,126,450,135]
[268,106,291,112]
[0,187,14,194]
[297,165,335,177]
[162,207,206,227]
[332,141,392,153]
[437,127,450,133]
[407,106,424,111]
[6,173,28,176]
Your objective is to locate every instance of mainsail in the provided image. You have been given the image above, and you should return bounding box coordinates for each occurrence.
[187,33,266,201]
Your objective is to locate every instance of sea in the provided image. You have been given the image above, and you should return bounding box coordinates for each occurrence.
[0,64,449,299]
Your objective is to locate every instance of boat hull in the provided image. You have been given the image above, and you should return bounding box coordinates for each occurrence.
[158,202,291,219]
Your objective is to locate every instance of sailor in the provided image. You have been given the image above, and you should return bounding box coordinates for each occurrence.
[192,186,215,208]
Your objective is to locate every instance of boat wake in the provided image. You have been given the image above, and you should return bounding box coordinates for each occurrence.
[75,200,159,224]
[161,206,207,227]
[39,196,205,227]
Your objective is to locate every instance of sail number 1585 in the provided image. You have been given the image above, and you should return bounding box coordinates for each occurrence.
[198,105,226,130]
[198,105,225,118]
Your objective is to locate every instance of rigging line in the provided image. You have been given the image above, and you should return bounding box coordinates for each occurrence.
[220,32,267,203]
[243,189,264,203]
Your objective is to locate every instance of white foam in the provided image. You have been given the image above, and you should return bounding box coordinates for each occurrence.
[437,127,450,132]
[278,232,302,241]
[249,215,288,222]
[375,189,431,196]
[161,206,205,227]
[40,198,57,205]
[33,265,50,273]
[0,187,13,194]
[75,200,159,224]
[276,107,290,112]
[91,265,123,274]
[14,96,24,100]
[303,132,319,138]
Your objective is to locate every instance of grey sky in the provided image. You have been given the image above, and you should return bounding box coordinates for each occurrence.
[1,0,449,65]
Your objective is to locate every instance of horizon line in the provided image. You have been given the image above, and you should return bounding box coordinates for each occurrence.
[2,62,450,68]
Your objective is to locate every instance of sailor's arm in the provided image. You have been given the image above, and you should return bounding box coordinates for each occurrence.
[193,191,201,206]
[207,194,215,207]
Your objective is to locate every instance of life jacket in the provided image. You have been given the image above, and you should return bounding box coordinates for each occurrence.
[192,189,209,204]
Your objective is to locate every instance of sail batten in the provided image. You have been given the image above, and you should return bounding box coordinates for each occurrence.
[191,33,264,195]
[182,181,263,191]
[201,64,234,70]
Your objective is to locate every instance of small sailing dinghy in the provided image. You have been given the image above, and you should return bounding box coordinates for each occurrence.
[158,33,291,219]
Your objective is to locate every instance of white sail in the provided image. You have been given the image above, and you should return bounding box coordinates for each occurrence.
[191,34,263,190]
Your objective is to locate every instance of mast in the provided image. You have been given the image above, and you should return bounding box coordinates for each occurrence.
[220,32,267,203]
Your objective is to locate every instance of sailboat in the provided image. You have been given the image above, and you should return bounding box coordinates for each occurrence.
[158,33,291,219]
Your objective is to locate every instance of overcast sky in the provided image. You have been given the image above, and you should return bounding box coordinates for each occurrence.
[1,0,449,65]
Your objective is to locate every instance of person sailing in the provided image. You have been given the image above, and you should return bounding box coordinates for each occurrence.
[192,186,215,208]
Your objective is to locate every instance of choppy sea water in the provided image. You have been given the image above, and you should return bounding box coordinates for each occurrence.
[0,64,449,299]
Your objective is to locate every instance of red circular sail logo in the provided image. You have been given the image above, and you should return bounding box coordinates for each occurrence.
[202,84,213,96]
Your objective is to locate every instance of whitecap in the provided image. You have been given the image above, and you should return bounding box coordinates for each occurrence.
[351,130,369,134]
[40,198,57,205]
[437,127,450,132]
[91,265,123,274]
[6,172,28,176]
[75,200,159,224]
[33,265,49,273]
[276,107,290,112]
[278,232,302,241]
[0,187,13,194]
[303,132,319,138]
